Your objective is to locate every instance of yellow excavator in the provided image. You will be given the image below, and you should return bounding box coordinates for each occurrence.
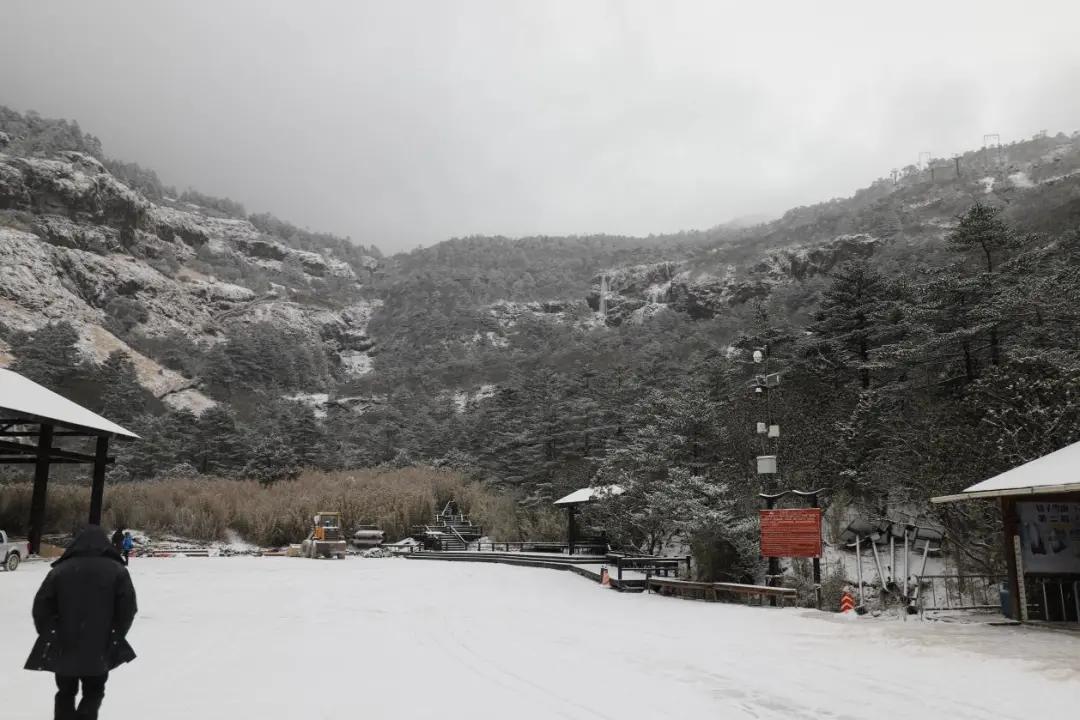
[301,512,348,559]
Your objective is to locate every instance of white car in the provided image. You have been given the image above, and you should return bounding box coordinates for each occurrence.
[1,530,28,571]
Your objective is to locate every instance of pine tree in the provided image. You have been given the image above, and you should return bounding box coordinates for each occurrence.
[242,435,300,485]
[98,351,144,424]
[947,203,1016,366]
[194,406,244,475]
[806,260,892,389]
[273,400,326,469]
[122,410,197,480]
[948,203,1014,275]
[9,322,81,391]
[878,266,985,386]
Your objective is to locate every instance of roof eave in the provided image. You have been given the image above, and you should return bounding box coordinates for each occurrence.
[0,410,139,440]
[932,482,1080,503]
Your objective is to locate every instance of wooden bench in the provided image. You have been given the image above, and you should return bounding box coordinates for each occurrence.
[648,578,799,606]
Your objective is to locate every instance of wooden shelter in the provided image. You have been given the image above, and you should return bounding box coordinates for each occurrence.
[933,441,1080,622]
[0,369,138,554]
[553,485,622,555]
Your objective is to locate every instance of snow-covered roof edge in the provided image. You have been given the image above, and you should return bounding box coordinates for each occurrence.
[932,440,1080,503]
[553,485,625,506]
[0,369,139,438]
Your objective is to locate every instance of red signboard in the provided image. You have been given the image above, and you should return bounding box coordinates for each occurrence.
[760,508,822,558]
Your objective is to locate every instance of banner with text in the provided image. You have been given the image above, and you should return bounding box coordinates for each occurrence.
[1018,501,1080,574]
[760,508,822,558]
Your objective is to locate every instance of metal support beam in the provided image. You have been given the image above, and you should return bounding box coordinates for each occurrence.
[855,534,865,604]
[28,423,54,555]
[89,435,109,525]
[903,526,911,600]
[765,494,780,606]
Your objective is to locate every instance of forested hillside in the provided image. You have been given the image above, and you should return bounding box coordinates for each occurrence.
[3,105,1080,579]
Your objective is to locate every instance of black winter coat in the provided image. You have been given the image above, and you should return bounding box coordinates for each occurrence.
[24,526,138,676]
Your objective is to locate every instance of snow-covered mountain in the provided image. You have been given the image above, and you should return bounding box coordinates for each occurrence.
[4,106,1080,419]
[0,144,380,414]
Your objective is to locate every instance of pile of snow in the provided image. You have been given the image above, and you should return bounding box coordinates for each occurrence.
[1009,171,1035,188]
[213,529,261,557]
[356,547,395,559]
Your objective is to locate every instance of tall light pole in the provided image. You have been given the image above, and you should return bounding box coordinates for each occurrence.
[752,346,782,597]
[752,346,824,609]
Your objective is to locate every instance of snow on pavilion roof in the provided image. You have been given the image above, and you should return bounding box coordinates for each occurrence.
[553,485,625,506]
[933,440,1080,502]
[0,368,138,438]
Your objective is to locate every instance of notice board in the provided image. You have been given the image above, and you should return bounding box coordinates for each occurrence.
[760,508,822,558]
[1018,501,1080,574]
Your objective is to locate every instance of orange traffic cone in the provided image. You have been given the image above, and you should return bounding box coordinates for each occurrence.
[839,591,855,613]
[600,566,610,587]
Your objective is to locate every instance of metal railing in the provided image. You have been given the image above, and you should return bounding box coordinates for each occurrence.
[916,574,1005,611]
[611,554,691,581]
[1026,577,1080,622]
[470,541,609,555]
[447,525,470,547]
[411,524,484,538]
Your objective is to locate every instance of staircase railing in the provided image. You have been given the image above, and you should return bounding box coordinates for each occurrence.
[448,525,470,549]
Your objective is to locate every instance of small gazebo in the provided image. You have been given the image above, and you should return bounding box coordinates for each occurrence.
[553,484,623,555]
[0,369,138,554]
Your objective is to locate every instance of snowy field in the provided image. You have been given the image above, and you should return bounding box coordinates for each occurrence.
[3,558,1079,719]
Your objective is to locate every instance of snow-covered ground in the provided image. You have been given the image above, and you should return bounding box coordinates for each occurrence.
[3,558,1079,719]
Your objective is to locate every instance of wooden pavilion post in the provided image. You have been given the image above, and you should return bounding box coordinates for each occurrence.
[28,422,55,555]
[88,435,110,525]
[1001,496,1022,620]
[567,504,577,556]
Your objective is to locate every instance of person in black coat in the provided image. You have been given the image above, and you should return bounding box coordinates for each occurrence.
[110,528,123,553]
[25,525,138,720]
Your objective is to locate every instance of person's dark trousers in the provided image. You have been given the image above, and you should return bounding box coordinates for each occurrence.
[122,550,129,566]
[55,673,107,720]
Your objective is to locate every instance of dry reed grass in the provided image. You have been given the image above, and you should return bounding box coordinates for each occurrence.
[0,467,554,547]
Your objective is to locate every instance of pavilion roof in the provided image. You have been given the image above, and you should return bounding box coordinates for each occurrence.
[932,440,1080,502]
[0,368,138,438]
[553,485,625,506]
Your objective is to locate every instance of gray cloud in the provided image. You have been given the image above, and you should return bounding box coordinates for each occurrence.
[2,1,1079,252]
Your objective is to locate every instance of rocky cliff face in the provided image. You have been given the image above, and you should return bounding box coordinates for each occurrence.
[584,233,882,324]
[0,151,380,413]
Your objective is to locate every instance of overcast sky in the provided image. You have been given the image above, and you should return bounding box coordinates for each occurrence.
[2,1,1080,253]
